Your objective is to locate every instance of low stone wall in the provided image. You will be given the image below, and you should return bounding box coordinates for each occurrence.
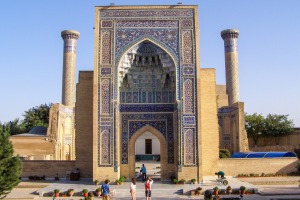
[217,158,298,176]
[21,161,76,178]
[248,131,300,148]
[250,145,296,152]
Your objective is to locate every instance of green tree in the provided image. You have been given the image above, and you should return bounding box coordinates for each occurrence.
[0,122,4,134]
[264,114,294,145]
[245,113,265,146]
[0,133,22,199]
[22,103,52,132]
[4,119,26,135]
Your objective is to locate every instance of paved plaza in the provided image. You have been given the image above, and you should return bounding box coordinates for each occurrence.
[5,175,300,200]
[5,160,300,199]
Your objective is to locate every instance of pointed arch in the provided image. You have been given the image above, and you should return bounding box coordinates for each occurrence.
[128,125,168,180]
[115,37,179,101]
[116,36,179,67]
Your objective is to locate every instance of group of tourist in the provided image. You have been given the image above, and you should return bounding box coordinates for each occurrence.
[131,164,154,200]
[130,176,153,200]
[100,164,153,200]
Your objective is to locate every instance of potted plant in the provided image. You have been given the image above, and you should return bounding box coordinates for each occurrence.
[213,186,219,196]
[172,178,178,184]
[53,189,60,197]
[82,189,89,197]
[226,185,232,194]
[93,179,100,185]
[67,189,74,197]
[61,192,68,197]
[115,179,121,185]
[95,187,101,197]
[178,179,186,184]
[191,178,196,184]
[119,176,126,182]
[195,187,202,195]
[88,192,94,200]
[240,186,246,195]
[204,190,212,200]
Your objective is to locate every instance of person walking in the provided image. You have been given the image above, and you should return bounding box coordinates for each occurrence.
[130,178,137,200]
[101,179,110,200]
[140,164,147,181]
[144,177,153,200]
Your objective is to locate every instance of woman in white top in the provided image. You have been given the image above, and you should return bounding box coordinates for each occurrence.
[130,178,137,200]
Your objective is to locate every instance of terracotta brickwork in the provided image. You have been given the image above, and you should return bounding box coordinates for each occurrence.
[198,69,219,176]
[178,166,198,182]
[75,71,93,178]
[61,30,80,107]
[218,102,249,153]
[10,137,54,158]
[249,128,300,150]
[216,85,228,108]
[21,161,75,178]
[217,158,298,175]
[221,29,240,105]
[47,103,76,160]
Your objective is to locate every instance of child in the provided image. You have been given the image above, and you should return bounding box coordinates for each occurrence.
[130,178,136,200]
[144,177,153,200]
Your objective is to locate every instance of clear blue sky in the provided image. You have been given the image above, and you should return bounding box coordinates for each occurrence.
[0,0,299,126]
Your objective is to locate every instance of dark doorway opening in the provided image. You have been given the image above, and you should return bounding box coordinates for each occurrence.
[145,139,152,154]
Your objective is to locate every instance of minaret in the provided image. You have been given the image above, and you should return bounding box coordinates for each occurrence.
[61,30,80,106]
[221,29,240,105]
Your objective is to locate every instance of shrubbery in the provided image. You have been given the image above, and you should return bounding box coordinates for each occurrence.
[219,149,231,158]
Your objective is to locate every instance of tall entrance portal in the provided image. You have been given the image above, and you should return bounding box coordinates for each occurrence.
[118,40,177,180]
[92,5,219,182]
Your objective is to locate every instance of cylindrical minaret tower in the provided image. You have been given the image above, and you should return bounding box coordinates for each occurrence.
[61,30,80,106]
[221,29,240,105]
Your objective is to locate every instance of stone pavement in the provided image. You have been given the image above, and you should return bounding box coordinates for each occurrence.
[5,176,300,200]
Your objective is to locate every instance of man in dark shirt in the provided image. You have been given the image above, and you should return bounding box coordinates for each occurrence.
[215,171,225,178]
[140,164,147,181]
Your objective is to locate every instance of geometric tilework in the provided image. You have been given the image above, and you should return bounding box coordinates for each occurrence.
[100,10,194,18]
[184,129,195,164]
[182,30,193,64]
[183,79,194,114]
[121,113,174,164]
[129,121,166,138]
[98,126,114,167]
[101,67,111,75]
[120,104,175,112]
[115,29,179,59]
[100,79,110,114]
[183,65,194,75]
[101,20,113,28]
[180,19,194,28]
[97,8,198,168]
[183,115,195,125]
[101,130,110,164]
[101,31,111,64]
[116,20,178,28]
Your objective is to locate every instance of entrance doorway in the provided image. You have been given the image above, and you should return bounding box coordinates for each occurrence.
[145,139,152,154]
[135,131,161,180]
[128,125,167,181]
